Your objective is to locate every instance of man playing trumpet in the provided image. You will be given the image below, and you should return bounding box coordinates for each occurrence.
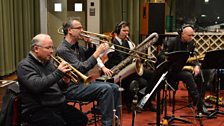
[56,17,121,126]
[17,34,88,126]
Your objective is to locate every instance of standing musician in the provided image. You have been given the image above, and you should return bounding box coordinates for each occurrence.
[97,21,156,112]
[56,17,121,126]
[17,34,88,126]
[153,24,210,115]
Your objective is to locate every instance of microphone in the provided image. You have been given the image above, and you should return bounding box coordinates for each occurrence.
[129,80,139,94]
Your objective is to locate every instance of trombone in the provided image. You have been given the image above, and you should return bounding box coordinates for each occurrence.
[80,31,156,62]
[57,26,156,62]
[51,55,92,85]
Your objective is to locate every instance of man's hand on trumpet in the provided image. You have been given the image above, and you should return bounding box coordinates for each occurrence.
[57,61,73,84]
[57,60,71,73]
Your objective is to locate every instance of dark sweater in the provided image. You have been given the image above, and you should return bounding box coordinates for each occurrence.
[17,53,66,114]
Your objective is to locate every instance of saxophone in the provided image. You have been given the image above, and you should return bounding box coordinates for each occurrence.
[97,33,159,83]
[182,54,205,72]
[205,95,224,106]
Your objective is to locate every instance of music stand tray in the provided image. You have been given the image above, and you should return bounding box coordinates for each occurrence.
[201,49,224,118]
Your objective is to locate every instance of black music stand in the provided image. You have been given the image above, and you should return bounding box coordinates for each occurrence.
[201,49,224,118]
[162,51,193,125]
[138,51,189,126]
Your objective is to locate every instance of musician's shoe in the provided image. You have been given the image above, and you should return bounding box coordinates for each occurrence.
[198,105,210,115]
[204,102,213,108]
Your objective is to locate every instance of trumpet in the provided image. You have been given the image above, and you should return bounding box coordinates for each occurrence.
[51,55,92,85]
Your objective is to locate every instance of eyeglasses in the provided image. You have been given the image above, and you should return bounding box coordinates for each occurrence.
[70,26,83,30]
[36,45,55,50]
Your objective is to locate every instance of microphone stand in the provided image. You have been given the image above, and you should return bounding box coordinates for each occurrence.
[131,87,139,126]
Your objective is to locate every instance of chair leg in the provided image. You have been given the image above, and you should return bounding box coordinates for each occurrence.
[92,101,97,126]
[70,101,99,126]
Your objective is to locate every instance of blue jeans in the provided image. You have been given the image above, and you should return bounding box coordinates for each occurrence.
[66,81,121,126]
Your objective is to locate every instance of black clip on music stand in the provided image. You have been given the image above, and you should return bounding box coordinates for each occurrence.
[201,50,224,119]
[138,51,190,126]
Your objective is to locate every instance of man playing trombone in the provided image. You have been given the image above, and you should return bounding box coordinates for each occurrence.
[56,17,121,126]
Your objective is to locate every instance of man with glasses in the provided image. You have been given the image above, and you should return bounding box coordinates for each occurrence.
[56,17,121,126]
[17,34,88,126]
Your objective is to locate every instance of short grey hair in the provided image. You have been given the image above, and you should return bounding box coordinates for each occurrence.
[31,34,51,51]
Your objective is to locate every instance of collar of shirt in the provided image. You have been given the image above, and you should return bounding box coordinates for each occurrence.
[29,51,46,64]
[115,36,123,45]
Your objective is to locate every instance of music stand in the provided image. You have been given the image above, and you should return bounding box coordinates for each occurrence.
[201,49,224,118]
[138,51,189,126]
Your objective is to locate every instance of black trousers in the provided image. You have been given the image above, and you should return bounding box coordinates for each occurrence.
[22,103,88,126]
[168,70,205,110]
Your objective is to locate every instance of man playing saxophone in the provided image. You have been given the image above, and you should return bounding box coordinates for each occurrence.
[56,17,121,126]
[97,21,156,112]
[154,24,210,115]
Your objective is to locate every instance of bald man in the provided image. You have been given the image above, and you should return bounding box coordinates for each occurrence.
[148,25,210,115]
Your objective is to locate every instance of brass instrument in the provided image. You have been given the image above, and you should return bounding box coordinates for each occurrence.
[182,54,205,72]
[57,27,155,61]
[80,31,156,61]
[51,55,92,85]
[186,54,205,63]
[205,95,224,106]
[97,32,159,83]
[81,30,113,42]
[112,32,158,82]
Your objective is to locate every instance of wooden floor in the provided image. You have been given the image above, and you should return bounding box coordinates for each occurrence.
[1,73,224,126]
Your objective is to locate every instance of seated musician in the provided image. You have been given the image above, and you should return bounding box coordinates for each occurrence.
[17,34,88,126]
[55,17,121,126]
[97,20,156,112]
[152,24,210,115]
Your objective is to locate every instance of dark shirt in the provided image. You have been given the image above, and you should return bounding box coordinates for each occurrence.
[157,36,195,64]
[56,39,97,74]
[165,36,195,53]
[105,38,130,69]
[17,53,67,114]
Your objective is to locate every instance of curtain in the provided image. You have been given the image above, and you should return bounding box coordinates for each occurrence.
[0,0,40,76]
[100,0,140,44]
